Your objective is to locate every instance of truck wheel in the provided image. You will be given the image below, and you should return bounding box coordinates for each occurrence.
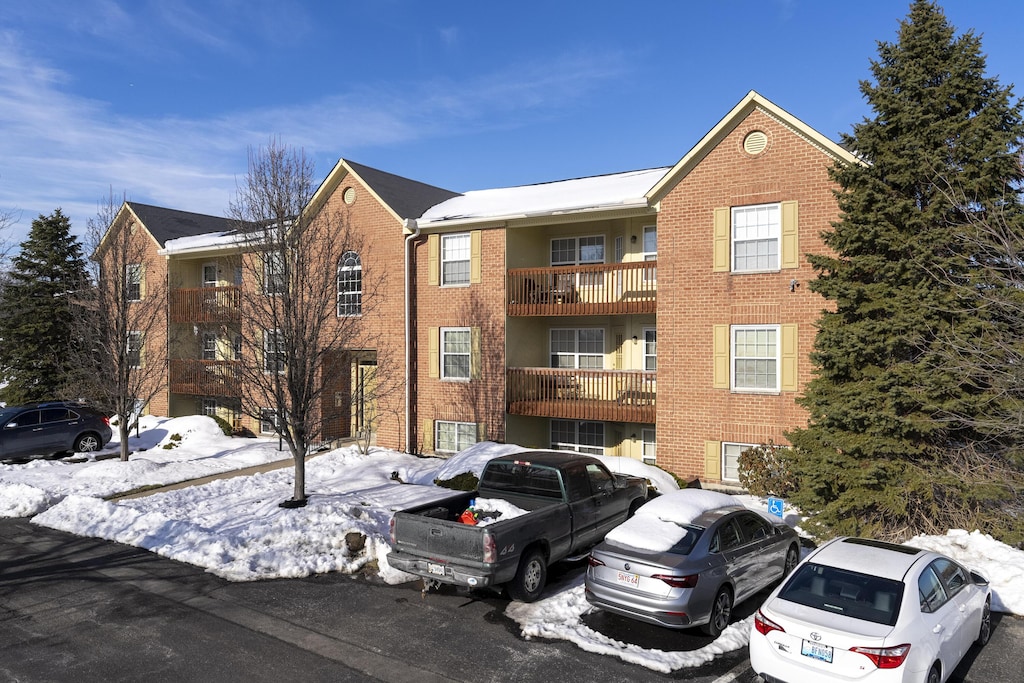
[507,549,547,602]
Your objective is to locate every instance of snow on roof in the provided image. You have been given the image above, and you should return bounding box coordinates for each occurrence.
[161,230,245,254]
[418,167,670,225]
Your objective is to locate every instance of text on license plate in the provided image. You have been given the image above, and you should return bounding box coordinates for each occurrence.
[615,571,639,588]
[801,640,834,663]
[427,562,446,576]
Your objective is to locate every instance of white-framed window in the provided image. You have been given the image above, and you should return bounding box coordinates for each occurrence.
[732,325,779,392]
[642,428,657,465]
[125,264,142,301]
[233,335,242,361]
[260,408,279,434]
[551,419,604,455]
[551,235,605,286]
[262,251,287,295]
[201,398,217,417]
[202,263,218,288]
[642,225,657,282]
[550,328,604,369]
[732,203,780,272]
[722,442,755,482]
[441,233,470,286]
[435,421,477,454]
[337,250,362,316]
[263,329,286,374]
[127,331,142,368]
[202,332,218,361]
[441,327,471,380]
[643,328,657,372]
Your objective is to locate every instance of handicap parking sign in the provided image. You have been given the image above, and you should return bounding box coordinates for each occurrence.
[767,497,785,519]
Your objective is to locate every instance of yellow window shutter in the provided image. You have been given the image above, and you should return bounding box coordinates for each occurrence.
[470,327,481,379]
[477,422,486,442]
[713,207,730,272]
[470,230,482,284]
[428,234,439,286]
[781,201,799,269]
[428,327,439,378]
[422,419,434,452]
[712,325,730,389]
[781,324,798,391]
[704,441,722,480]
[138,263,147,299]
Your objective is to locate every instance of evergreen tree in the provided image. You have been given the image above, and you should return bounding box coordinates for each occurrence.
[0,209,90,405]
[785,1,1024,543]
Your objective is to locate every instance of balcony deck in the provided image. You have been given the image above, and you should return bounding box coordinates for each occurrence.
[169,359,240,397]
[507,367,655,423]
[170,286,241,323]
[507,261,656,316]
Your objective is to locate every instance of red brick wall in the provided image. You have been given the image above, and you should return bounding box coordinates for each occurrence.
[655,108,840,482]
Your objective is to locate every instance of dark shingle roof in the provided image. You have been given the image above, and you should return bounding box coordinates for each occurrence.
[344,160,460,220]
[127,202,236,246]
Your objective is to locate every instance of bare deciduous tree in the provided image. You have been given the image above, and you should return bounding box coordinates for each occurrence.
[230,141,383,505]
[82,189,169,460]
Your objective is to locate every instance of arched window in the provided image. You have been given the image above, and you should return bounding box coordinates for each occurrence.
[337,251,362,316]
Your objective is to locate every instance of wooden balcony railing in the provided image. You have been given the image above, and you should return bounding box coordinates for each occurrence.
[507,261,656,316]
[169,359,240,397]
[169,286,241,323]
[507,367,655,423]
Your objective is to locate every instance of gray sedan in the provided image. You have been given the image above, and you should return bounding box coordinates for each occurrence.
[584,489,799,637]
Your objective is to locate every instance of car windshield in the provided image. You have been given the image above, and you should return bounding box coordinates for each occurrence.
[778,563,904,626]
[0,407,22,424]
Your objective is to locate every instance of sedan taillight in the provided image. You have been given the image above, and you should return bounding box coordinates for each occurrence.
[754,610,785,636]
[587,555,605,568]
[850,644,911,669]
[651,573,698,588]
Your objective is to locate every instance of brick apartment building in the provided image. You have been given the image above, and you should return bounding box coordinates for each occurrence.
[99,91,857,486]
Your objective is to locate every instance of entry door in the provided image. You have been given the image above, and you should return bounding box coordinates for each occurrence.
[354,360,377,435]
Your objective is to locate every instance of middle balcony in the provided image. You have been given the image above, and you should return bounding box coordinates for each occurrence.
[507,261,656,316]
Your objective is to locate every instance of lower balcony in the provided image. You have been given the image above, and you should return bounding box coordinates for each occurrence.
[507,368,655,423]
[169,359,240,397]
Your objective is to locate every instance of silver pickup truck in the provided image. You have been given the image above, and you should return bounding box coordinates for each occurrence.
[387,451,648,602]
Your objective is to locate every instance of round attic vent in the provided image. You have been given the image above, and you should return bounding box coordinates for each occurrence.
[343,187,356,205]
[743,130,768,155]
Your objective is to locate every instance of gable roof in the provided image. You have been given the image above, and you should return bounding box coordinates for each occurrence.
[417,167,669,229]
[345,160,460,220]
[126,202,236,247]
[647,90,861,204]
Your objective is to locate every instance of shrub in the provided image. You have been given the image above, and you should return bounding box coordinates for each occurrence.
[738,441,795,498]
[211,415,234,436]
[434,471,479,491]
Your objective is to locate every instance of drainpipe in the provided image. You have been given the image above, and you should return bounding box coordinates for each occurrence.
[404,218,420,453]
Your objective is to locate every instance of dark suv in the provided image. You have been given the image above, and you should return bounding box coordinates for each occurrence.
[0,402,112,460]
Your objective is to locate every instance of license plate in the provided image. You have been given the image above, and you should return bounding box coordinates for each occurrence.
[615,570,640,588]
[801,640,834,663]
[427,562,446,577]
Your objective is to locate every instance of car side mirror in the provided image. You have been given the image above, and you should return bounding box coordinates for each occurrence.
[970,571,989,586]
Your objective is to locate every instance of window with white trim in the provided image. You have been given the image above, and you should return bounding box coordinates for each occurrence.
[441,327,471,380]
[202,263,218,288]
[201,398,217,417]
[643,328,657,372]
[441,233,470,286]
[262,251,286,295]
[127,331,142,368]
[337,250,362,316]
[260,408,279,434]
[551,419,604,455]
[125,264,142,301]
[550,328,604,369]
[642,428,657,465]
[435,421,477,454]
[722,442,755,482]
[202,332,218,361]
[233,335,242,361]
[263,329,286,374]
[732,203,780,272]
[732,325,779,392]
[551,235,605,287]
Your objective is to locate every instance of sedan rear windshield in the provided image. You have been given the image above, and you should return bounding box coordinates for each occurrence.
[779,563,904,626]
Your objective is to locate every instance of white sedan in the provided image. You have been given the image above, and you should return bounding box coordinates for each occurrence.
[749,537,991,683]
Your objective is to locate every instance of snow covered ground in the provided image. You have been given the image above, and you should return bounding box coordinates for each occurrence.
[2,415,1021,673]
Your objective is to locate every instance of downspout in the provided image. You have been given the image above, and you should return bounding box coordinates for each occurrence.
[404,218,420,453]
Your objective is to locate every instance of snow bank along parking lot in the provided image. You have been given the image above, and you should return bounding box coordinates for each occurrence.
[2,415,1021,673]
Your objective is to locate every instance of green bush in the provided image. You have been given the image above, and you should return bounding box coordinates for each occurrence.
[434,471,479,491]
[738,441,795,498]
[210,415,234,436]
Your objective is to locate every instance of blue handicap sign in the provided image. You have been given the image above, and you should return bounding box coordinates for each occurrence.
[767,497,785,519]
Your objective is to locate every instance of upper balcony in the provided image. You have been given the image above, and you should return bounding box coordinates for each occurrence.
[507,261,656,316]
[169,359,240,397]
[507,367,655,424]
[170,286,241,323]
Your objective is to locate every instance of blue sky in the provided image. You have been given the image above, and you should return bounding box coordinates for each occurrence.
[1,1,1021,245]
